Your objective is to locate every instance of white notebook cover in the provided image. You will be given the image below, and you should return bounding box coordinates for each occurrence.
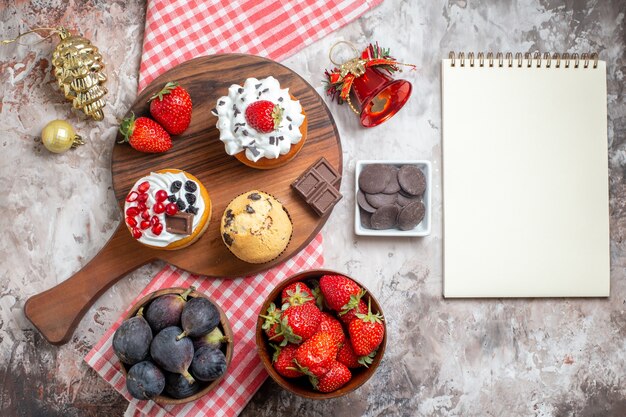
[442,56,610,297]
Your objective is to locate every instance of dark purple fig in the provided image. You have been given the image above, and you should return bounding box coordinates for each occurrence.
[145,287,194,333]
[177,297,220,340]
[190,346,228,382]
[126,361,165,400]
[150,326,195,384]
[192,327,228,351]
[164,372,200,399]
[113,308,152,365]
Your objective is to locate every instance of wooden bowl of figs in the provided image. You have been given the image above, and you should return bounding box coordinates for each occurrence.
[113,287,233,404]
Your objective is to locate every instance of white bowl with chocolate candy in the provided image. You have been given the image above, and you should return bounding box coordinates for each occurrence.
[354,160,431,237]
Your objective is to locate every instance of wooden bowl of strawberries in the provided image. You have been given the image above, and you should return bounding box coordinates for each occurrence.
[255,269,386,399]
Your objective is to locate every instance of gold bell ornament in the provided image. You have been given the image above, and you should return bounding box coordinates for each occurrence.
[2,27,108,121]
[41,120,84,153]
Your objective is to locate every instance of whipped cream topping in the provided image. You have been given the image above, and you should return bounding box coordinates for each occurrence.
[124,171,205,248]
[213,76,305,162]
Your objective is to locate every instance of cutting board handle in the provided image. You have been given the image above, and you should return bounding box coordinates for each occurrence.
[24,222,155,345]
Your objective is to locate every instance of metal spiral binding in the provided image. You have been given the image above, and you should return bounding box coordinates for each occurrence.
[448,51,598,68]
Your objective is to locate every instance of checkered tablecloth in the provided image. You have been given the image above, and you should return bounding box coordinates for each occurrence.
[86,0,382,415]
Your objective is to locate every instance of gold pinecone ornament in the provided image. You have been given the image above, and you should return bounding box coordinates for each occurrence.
[51,27,107,121]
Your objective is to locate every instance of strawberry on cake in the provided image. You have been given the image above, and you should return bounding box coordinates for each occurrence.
[212,76,307,169]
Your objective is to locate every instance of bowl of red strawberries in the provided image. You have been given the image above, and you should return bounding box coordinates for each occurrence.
[255,269,386,398]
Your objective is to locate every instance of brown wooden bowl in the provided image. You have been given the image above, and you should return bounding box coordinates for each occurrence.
[119,287,234,405]
[255,269,386,399]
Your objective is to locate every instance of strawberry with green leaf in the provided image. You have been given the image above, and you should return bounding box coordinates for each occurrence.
[149,81,192,135]
[348,298,385,357]
[310,361,351,393]
[271,344,302,379]
[119,113,171,153]
[293,331,338,378]
[281,282,315,308]
[319,274,365,315]
[279,302,322,344]
[337,341,375,368]
[259,303,284,344]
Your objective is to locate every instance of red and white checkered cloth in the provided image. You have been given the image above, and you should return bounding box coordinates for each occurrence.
[138,0,383,91]
[87,0,382,415]
[85,235,323,417]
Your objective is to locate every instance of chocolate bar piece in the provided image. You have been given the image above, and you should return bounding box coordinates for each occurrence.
[291,157,343,216]
[165,212,195,235]
[312,157,341,189]
[309,182,343,216]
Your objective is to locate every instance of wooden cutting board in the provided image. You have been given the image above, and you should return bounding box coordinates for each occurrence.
[24,54,342,345]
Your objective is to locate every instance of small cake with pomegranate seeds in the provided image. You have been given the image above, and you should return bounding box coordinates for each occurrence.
[213,76,307,169]
[124,169,211,250]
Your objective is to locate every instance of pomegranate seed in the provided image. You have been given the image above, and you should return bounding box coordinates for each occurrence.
[140,220,151,230]
[132,228,142,239]
[152,223,163,235]
[137,202,147,211]
[137,193,149,203]
[165,203,179,216]
[125,191,138,202]
[151,215,160,226]
[141,210,150,220]
[153,202,165,214]
[138,181,150,193]
[126,207,139,217]
[126,216,137,227]
[155,190,168,202]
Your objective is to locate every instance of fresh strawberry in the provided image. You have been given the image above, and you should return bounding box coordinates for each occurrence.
[259,303,284,344]
[271,344,302,379]
[293,331,338,378]
[348,298,385,357]
[317,312,345,347]
[245,100,283,133]
[281,282,314,308]
[119,113,172,153]
[149,81,192,135]
[337,342,375,368]
[280,302,322,344]
[310,361,351,393]
[338,299,367,326]
[319,274,365,314]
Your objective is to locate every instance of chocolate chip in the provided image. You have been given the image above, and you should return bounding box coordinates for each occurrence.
[176,198,186,211]
[357,190,376,213]
[184,181,197,192]
[288,124,292,130]
[255,83,262,89]
[397,193,421,207]
[398,201,425,230]
[218,100,225,106]
[224,209,234,227]
[398,165,426,196]
[278,97,283,102]
[168,194,177,203]
[278,136,284,141]
[186,205,199,215]
[245,204,255,214]
[170,181,182,193]
[234,109,240,117]
[248,193,261,200]
[269,137,275,145]
[286,116,292,121]
[223,233,234,246]
[185,193,196,205]
[242,130,249,136]
[365,192,397,209]
[238,87,244,93]
[262,88,269,93]
[370,204,399,230]
[247,146,260,157]
[358,164,392,194]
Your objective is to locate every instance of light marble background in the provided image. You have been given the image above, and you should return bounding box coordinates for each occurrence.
[1,0,625,416]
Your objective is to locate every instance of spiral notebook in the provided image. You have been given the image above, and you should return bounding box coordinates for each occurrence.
[442,52,610,298]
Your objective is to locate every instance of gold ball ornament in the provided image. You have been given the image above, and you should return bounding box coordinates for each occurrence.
[41,120,84,153]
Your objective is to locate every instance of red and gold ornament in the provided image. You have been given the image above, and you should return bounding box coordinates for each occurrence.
[324,41,415,128]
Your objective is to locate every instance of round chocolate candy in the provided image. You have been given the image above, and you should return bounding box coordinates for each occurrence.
[359,208,372,228]
[370,204,399,230]
[358,164,392,194]
[398,165,426,196]
[357,190,377,213]
[365,192,397,208]
[382,166,401,194]
[398,201,425,230]
[397,192,422,207]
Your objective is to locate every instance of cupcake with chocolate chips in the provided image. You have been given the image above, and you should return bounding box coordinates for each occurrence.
[212,76,307,170]
[123,169,211,250]
[220,190,292,263]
